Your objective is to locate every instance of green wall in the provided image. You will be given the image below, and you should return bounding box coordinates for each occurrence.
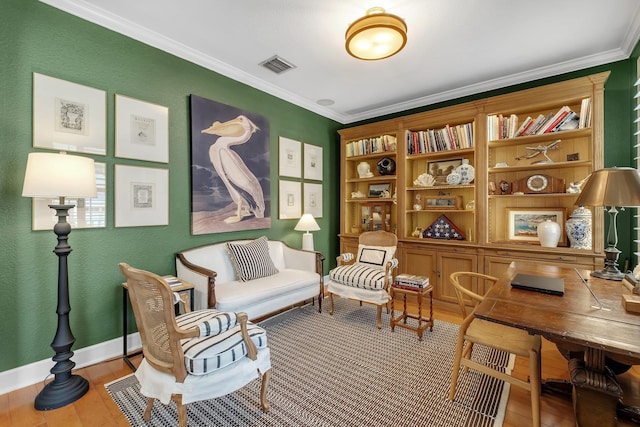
[0,0,341,372]
[0,0,637,373]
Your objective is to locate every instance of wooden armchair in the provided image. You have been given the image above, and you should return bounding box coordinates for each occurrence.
[448,271,541,427]
[327,231,398,329]
[119,263,271,427]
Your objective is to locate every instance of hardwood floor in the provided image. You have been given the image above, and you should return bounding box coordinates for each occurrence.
[2,304,639,426]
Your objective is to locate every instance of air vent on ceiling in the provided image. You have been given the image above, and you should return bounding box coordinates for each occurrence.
[260,55,296,74]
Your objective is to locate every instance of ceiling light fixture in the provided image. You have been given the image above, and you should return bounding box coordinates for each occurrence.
[345,7,407,61]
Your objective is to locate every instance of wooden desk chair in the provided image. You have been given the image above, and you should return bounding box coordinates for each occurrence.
[327,231,398,329]
[448,271,542,427]
[119,263,271,427]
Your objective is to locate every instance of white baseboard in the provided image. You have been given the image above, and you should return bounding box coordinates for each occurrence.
[0,333,141,396]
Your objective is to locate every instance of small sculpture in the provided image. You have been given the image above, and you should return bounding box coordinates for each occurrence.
[413,173,435,187]
[357,162,373,178]
[351,190,365,198]
[566,176,588,193]
[380,189,390,198]
[377,157,396,175]
[515,139,561,164]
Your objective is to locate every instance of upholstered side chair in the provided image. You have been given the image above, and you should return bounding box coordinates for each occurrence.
[448,271,541,427]
[119,263,272,427]
[327,231,398,329]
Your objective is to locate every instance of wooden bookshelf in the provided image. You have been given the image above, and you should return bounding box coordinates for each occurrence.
[338,72,609,309]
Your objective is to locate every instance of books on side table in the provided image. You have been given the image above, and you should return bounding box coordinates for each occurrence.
[393,274,430,291]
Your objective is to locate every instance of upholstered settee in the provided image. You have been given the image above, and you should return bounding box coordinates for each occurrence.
[176,236,324,320]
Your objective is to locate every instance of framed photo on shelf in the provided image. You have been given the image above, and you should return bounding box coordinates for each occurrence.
[424,195,462,209]
[426,158,462,184]
[115,165,169,227]
[506,208,565,244]
[303,143,323,180]
[115,94,169,163]
[368,183,391,198]
[33,72,106,155]
[279,180,301,219]
[32,162,106,230]
[303,182,323,218]
[278,137,301,178]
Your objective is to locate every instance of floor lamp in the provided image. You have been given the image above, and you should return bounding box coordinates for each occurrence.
[295,213,320,251]
[575,167,640,281]
[22,152,96,410]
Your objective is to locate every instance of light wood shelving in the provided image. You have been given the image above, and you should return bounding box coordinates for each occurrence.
[338,72,609,308]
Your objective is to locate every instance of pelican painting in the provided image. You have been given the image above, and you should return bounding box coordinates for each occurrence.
[201,115,265,224]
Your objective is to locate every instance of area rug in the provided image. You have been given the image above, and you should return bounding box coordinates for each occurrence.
[106,298,514,426]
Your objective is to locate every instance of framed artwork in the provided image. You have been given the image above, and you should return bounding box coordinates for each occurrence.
[368,183,391,198]
[279,180,301,219]
[115,94,169,163]
[426,158,462,184]
[279,137,302,178]
[424,195,462,210]
[33,73,106,155]
[189,95,271,235]
[303,182,323,218]
[115,165,169,227]
[303,143,323,180]
[32,162,106,230]
[506,208,565,244]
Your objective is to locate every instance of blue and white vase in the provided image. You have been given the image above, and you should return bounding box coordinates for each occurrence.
[565,206,592,250]
[456,159,475,184]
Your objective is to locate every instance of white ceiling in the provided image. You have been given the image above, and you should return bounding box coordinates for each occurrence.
[41,0,640,124]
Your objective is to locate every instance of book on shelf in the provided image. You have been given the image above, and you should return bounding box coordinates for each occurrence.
[537,106,571,134]
[346,134,397,157]
[407,122,473,154]
[579,97,592,128]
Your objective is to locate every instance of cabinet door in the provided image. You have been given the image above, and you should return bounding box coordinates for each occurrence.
[437,252,478,304]
[400,248,437,293]
[483,256,513,280]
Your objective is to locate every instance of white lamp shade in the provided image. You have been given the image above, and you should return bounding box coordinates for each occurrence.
[294,213,320,232]
[22,152,97,198]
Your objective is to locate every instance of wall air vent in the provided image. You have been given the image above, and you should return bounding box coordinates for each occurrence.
[260,55,296,74]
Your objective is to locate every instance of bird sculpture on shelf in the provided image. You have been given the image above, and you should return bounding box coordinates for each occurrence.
[201,115,265,223]
[515,139,561,164]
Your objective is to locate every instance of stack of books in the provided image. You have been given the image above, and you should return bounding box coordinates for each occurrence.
[394,274,430,291]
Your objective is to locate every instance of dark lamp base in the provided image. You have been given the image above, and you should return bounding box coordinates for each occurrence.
[34,374,89,411]
[591,268,624,281]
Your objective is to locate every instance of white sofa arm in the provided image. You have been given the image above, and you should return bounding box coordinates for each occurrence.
[282,243,323,275]
[176,253,217,310]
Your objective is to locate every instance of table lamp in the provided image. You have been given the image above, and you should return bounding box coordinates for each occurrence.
[22,151,96,410]
[295,213,320,251]
[574,167,640,280]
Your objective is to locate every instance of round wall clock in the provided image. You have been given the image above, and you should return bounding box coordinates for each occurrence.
[526,174,548,192]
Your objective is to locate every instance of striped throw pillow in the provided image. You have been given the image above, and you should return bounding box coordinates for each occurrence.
[226,236,279,282]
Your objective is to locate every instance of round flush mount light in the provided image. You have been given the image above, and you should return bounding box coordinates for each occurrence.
[317,99,335,106]
[345,7,407,61]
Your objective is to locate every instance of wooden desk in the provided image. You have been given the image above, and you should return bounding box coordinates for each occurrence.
[474,262,640,426]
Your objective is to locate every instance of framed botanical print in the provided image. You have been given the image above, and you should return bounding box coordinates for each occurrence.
[115,94,169,163]
[33,73,106,155]
[115,165,169,227]
[303,143,323,181]
[279,137,301,178]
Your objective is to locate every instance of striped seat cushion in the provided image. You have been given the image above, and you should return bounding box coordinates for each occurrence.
[226,236,279,281]
[182,322,268,375]
[176,309,237,337]
[330,264,387,290]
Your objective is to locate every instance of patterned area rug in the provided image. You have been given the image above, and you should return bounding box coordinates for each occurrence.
[106,299,513,426]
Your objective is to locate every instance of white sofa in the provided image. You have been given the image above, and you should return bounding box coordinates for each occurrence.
[176,238,324,320]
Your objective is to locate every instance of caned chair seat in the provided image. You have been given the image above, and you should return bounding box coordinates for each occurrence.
[327,231,398,329]
[448,271,541,427]
[119,263,271,427]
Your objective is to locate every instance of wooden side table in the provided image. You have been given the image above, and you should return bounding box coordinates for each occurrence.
[390,283,434,341]
[121,277,195,371]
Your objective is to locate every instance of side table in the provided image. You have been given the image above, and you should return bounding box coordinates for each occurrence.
[121,277,195,371]
[390,283,434,341]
